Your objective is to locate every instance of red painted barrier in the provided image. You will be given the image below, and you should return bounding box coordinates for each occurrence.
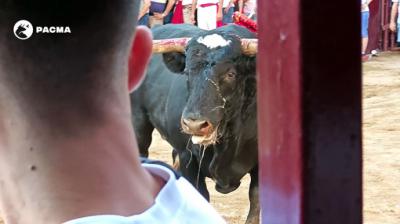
[367,0,381,53]
[258,0,362,223]
[258,0,302,222]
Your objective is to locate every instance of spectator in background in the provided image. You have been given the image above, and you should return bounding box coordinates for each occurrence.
[138,0,151,26]
[171,0,194,24]
[241,0,257,20]
[222,0,235,24]
[182,0,194,24]
[176,0,194,24]
[149,0,176,27]
[149,0,167,27]
[153,0,176,25]
[390,0,400,45]
[361,0,373,56]
[164,0,177,24]
[233,0,240,12]
[191,0,224,30]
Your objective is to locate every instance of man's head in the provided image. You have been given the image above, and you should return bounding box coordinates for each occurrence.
[0,3,155,223]
[0,0,152,135]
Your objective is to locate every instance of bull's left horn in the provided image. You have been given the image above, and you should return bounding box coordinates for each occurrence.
[152,38,192,54]
[241,39,258,56]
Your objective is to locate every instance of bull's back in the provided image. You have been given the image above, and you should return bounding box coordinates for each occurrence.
[152,24,203,39]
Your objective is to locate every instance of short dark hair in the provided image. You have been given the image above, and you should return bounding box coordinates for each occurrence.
[0,1,139,129]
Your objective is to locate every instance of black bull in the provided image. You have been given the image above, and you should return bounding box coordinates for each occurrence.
[130,24,259,224]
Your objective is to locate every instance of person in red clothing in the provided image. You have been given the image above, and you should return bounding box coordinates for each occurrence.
[171,0,194,24]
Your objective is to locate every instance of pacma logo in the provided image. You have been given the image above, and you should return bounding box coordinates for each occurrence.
[13,19,71,40]
[36,26,71,33]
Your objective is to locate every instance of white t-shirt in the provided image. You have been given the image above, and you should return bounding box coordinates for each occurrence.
[393,0,400,23]
[182,0,193,6]
[64,164,226,224]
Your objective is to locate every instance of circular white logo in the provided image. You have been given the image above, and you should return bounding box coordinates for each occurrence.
[13,20,34,40]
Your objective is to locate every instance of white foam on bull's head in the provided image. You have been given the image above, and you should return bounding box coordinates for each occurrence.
[196,34,232,49]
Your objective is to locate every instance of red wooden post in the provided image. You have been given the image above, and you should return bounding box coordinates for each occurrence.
[381,0,388,51]
[258,0,363,223]
[257,0,302,222]
[382,0,392,50]
[367,0,381,52]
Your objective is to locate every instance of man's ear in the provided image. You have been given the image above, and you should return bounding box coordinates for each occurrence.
[128,26,153,93]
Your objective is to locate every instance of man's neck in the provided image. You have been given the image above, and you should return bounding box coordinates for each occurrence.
[0,110,163,224]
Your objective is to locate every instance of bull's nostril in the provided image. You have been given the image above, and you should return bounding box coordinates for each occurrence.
[182,118,212,134]
[199,121,210,130]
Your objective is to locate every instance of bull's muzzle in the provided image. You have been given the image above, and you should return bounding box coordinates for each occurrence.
[181,118,213,136]
[215,181,241,194]
[181,117,219,146]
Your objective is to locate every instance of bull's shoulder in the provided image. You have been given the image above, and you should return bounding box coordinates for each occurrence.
[152,24,202,39]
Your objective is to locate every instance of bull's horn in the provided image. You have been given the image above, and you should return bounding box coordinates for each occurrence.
[241,39,258,56]
[152,38,192,54]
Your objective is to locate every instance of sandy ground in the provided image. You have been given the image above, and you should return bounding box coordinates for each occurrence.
[0,52,399,224]
[362,52,400,224]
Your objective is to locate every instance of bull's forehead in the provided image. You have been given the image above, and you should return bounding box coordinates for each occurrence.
[187,33,242,62]
[196,34,232,49]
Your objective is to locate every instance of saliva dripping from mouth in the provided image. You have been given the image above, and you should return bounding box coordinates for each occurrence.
[196,145,206,189]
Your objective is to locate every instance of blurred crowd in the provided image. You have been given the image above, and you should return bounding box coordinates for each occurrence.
[361,0,399,61]
[138,0,257,30]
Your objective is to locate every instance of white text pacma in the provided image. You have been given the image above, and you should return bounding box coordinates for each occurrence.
[36,26,71,33]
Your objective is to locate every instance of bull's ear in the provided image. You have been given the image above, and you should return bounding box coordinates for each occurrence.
[162,52,186,74]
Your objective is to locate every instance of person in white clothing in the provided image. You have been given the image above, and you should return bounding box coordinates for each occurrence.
[0,0,225,223]
[65,163,225,224]
[191,0,224,30]
[242,0,256,20]
[390,0,400,44]
[182,0,194,24]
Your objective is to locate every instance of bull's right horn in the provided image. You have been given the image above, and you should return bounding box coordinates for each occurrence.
[241,39,258,56]
[152,38,192,54]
